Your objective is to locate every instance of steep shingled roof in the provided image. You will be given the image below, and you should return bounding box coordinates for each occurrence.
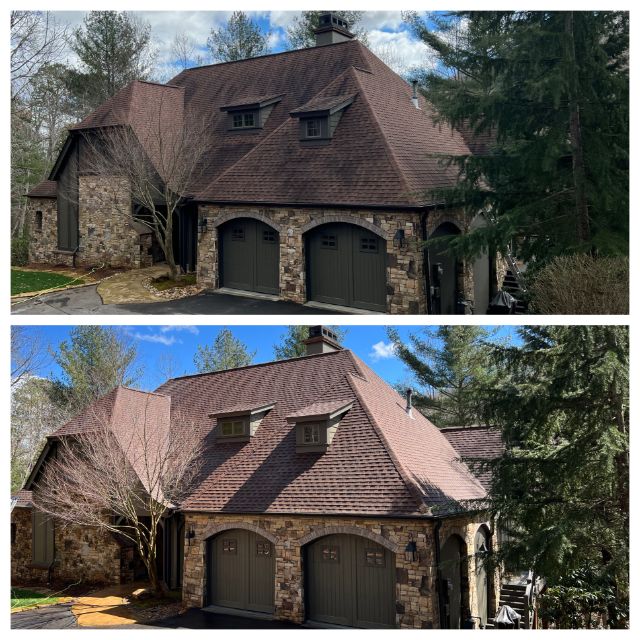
[30,40,475,208]
[26,180,57,198]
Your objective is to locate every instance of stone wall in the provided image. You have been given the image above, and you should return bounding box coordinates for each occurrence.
[26,198,74,267]
[181,511,495,629]
[11,507,122,587]
[197,205,427,314]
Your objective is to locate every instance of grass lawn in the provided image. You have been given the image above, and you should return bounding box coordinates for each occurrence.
[11,269,83,295]
[11,588,61,610]
[150,274,197,292]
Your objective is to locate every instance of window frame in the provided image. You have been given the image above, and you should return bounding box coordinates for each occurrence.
[230,109,259,130]
[219,418,248,438]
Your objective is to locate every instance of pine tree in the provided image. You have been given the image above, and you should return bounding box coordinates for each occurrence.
[194,328,256,373]
[482,326,628,627]
[388,325,496,426]
[405,11,629,264]
[273,326,348,360]
[67,11,156,113]
[286,11,368,49]
[207,12,270,63]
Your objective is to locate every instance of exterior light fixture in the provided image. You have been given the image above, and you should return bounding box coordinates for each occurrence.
[404,538,417,562]
[393,228,405,248]
[198,217,208,236]
[185,527,196,546]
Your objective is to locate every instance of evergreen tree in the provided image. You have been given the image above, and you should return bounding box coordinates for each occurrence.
[68,11,156,113]
[194,328,256,373]
[207,12,270,63]
[286,11,368,49]
[388,325,496,426]
[273,326,348,360]
[50,326,140,413]
[404,11,629,264]
[482,326,628,627]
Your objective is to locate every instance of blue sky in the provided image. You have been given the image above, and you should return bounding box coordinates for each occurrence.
[51,11,437,79]
[15,325,518,392]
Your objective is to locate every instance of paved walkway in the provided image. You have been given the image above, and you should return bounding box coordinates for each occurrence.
[96,264,173,304]
[12,285,342,315]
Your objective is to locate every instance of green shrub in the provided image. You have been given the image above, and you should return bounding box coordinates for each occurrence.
[528,255,628,314]
[11,234,30,267]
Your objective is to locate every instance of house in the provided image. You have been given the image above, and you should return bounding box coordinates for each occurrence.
[12,327,502,629]
[25,14,507,315]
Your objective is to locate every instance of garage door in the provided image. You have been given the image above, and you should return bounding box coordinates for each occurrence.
[307,224,387,312]
[306,534,396,628]
[220,219,279,295]
[207,529,275,614]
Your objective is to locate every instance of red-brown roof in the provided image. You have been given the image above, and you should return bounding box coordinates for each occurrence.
[11,489,33,509]
[27,180,57,198]
[440,426,504,490]
[59,40,474,209]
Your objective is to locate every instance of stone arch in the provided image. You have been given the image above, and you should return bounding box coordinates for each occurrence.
[211,211,283,234]
[201,521,279,545]
[301,214,387,240]
[297,525,402,554]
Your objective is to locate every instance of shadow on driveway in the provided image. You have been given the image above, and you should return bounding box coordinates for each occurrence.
[151,608,299,629]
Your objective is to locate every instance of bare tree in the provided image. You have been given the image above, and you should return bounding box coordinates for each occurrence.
[11,326,48,388]
[81,94,212,279]
[171,32,205,71]
[34,396,202,594]
[11,11,67,101]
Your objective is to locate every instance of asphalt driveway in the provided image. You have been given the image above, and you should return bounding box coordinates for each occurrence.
[11,285,342,315]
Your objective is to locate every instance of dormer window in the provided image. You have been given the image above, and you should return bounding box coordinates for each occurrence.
[210,401,275,443]
[221,94,283,131]
[287,400,353,453]
[290,94,355,142]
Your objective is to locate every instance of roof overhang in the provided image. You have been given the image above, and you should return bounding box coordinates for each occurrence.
[209,402,276,419]
[220,94,284,112]
[290,95,355,119]
[286,400,353,423]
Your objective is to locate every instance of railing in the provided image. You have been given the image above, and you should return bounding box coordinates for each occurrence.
[503,243,528,293]
[523,569,535,629]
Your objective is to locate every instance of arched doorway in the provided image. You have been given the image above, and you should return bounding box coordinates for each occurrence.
[205,529,275,614]
[305,533,396,628]
[306,223,387,312]
[429,222,462,314]
[219,218,279,295]
[440,534,468,629]
[474,526,490,627]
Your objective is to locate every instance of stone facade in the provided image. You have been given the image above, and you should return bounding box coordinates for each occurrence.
[11,506,122,587]
[197,205,427,314]
[27,176,153,269]
[181,511,498,629]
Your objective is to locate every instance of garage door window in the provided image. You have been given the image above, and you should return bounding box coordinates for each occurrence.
[231,227,245,241]
[263,230,276,243]
[256,542,271,556]
[222,539,237,554]
[321,234,337,249]
[322,546,340,562]
[360,238,378,253]
[365,549,385,567]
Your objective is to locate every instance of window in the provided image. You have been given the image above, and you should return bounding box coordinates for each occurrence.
[231,227,245,241]
[11,523,16,545]
[305,118,321,138]
[220,420,246,436]
[263,229,276,243]
[360,237,378,253]
[32,511,54,566]
[222,538,237,554]
[35,210,43,232]
[256,541,271,556]
[321,234,337,249]
[232,111,257,129]
[365,549,385,567]
[303,423,321,444]
[322,546,339,562]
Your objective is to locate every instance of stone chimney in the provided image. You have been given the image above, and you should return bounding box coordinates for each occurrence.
[304,326,343,355]
[314,13,355,46]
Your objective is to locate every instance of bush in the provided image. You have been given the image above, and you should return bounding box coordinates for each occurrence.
[528,255,628,314]
[11,234,29,267]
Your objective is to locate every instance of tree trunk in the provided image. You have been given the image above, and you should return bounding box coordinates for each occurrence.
[564,12,591,246]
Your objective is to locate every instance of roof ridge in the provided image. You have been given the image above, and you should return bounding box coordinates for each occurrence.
[350,67,416,201]
[346,372,429,515]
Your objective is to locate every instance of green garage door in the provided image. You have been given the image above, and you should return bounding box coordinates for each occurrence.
[220,219,279,295]
[306,534,396,628]
[307,224,387,312]
[207,529,275,614]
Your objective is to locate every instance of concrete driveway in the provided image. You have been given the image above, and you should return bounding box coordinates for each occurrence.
[11,285,342,315]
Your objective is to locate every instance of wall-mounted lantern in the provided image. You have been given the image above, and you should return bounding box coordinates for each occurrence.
[404,537,418,562]
[393,228,405,248]
[198,217,208,236]
[185,527,196,546]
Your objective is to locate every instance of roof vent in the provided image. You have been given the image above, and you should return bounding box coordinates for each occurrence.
[314,13,355,46]
[304,326,343,355]
[411,80,420,110]
[406,388,414,418]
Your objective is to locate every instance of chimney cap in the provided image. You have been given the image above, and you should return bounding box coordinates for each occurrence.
[313,12,355,46]
[304,326,343,355]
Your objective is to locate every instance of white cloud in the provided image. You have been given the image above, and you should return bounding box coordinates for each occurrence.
[367,29,436,75]
[369,341,397,361]
[159,325,199,335]
[360,11,405,31]
[128,331,178,346]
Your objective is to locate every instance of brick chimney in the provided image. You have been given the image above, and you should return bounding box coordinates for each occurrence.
[314,13,355,46]
[304,326,343,355]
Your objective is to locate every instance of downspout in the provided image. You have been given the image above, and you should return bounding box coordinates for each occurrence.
[434,519,445,628]
[421,211,433,314]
